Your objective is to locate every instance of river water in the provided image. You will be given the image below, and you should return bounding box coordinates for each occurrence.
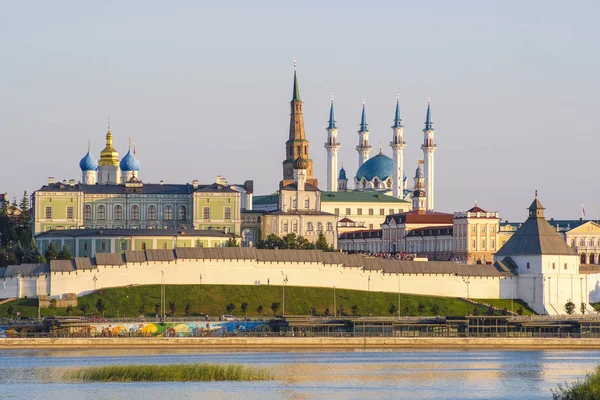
[0,348,596,399]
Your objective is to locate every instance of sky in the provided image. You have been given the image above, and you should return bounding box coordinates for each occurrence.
[1,1,598,221]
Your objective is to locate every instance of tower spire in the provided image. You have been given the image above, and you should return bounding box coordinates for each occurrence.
[392,92,402,128]
[355,96,372,169]
[421,95,437,211]
[390,93,406,199]
[292,58,300,102]
[424,95,433,130]
[327,93,337,129]
[359,96,368,132]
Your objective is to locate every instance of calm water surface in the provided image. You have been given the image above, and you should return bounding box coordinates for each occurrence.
[0,348,597,399]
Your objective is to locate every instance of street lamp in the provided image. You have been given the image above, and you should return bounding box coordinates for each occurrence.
[281,271,288,316]
[367,275,371,316]
[462,276,471,299]
[333,286,337,317]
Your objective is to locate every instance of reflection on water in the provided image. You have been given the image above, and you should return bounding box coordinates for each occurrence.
[0,349,597,400]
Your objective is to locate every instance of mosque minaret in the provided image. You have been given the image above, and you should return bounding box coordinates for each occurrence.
[390,93,406,199]
[355,98,372,168]
[324,95,340,191]
[421,97,436,211]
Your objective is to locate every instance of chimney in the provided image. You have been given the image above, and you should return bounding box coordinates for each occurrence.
[192,180,198,189]
[48,177,55,185]
[215,175,227,185]
[69,179,75,187]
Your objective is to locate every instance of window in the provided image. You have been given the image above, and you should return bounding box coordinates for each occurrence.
[369,224,374,230]
[571,239,576,246]
[590,239,595,247]
[141,242,146,250]
[527,262,530,269]
[283,220,289,232]
[380,209,385,215]
[334,208,339,216]
[163,242,168,250]
[471,240,476,250]
[307,222,314,231]
[389,209,394,214]
[114,205,123,220]
[357,208,363,216]
[83,205,91,220]
[305,196,310,208]
[471,226,476,233]
[101,242,106,251]
[481,239,486,250]
[178,205,187,221]
[346,208,351,215]
[292,220,298,232]
[564,263,568,270]
[368,208,374,216]
[317,222,323,232]
[97,205,106,220]
[491,225,496,234]
[481,225,486,233]
[121,242,127,250]
[224,207,231,220]
[83,242,88,250]
[148,205,157,221]
[45,206,52,219]
[552,262,556,270]
[203,206,210,219]
[327,222,333,232]
[580,239,585,246]
[490,240,495,250]
[131,205,139,220]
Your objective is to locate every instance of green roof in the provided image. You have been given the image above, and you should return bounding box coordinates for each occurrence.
[321,191,409,203]
[253,194,278,206]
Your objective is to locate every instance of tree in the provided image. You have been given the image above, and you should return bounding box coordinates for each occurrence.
[7,304,14,316]
[271,302,280,315]
[516,306,524,316]
[225,238,240,247]
[315,232,332,251]
[388,303,397,315]
[168,301,177,316]
[309,307,315,316]
[57,245,72,260]
[581,302,587,315]
[24,239,44,263]
[473,307,480,316]
[257,234,285,250]
[138,304,146,316]
[564,300,576,315]
[403,305,413,316]
[257,305,264,315]
[430,304,441,315]
[44,242,58,261]
[502,307,509,316]
[66,305,73,316]
[417,303,426,316]
[226,302,235,314]
[154,303,160,315]
[18,191,30,228]
[486,305,495,316]
[351,304,359,316]
[324,308,330,316]
[79,302,90,315]
[49,298,57,311]
[96,298,107,317]
[185,302,191,316]
[241,302,248,317]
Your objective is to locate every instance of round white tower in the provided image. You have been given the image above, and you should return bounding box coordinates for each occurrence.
[79,143,98,185]
[421,97,436,211]
[120,143,141,183]
[390,93,406,199]
[355,97,372,168]
[324,95,341,191]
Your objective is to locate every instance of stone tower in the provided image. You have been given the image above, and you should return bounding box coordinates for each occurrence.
[421,97,436,211]
[282,61,316,187]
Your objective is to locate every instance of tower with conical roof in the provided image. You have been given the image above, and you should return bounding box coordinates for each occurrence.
[79,141,98,185]
[282,60,316,187]
[98,127,121,184]
[390,93,406,199]
[324,94,341,191]
[356,97,372,168]
[421,97,436,210]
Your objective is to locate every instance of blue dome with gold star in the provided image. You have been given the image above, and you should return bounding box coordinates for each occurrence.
[79,151,98,171]
[355,153,393,182]
[120,149,140,171]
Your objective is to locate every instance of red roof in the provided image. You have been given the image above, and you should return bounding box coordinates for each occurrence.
[339,217,355,223]
[467,205,487,213]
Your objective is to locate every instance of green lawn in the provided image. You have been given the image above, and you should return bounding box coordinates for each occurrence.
[0,285,535,319]
[473,298,536,316]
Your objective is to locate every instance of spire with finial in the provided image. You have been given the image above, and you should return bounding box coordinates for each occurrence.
[88,139,91,152]
[292,57,300,102]
[327,92,337,129]
[392,92,402,128]
[379,142,383,154]
[424,95,433,130]
[359,96,368,132]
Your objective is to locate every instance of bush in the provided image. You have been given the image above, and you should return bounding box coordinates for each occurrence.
[226,302,235,314]
[565,300,576,315]
[388,303,397,315]
[552,365,600,399]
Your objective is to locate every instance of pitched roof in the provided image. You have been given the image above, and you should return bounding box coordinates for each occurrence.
[36,229,232,239]
[384,211,454,225]
[495,198,576,256]
[321,190,409,204]
[36,182,238,194]
[467,205,486,213]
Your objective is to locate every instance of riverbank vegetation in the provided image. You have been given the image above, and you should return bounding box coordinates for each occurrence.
[65,363,274,382]
[553,365,600,399]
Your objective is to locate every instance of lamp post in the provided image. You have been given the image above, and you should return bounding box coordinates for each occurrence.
[462,276,471,299]
[281,271,288,316]
[333,286,337,318]
[367,275,371,316]
[199,273,203,316]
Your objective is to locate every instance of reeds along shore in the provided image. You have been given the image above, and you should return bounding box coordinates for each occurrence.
[65,363,274,382]
[553,365,600,400]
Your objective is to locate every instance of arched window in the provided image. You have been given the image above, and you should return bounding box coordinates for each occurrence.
[97,205,106,220]
[178,205,187,221]
[327,222,333,232]
[580,239,586,246]
[83,205,92,220]
[148,205,156,221]
[114,205,123,220]
[317,222,323,232]
[590,239,595,247]
[164,205,173,221]
[307,222,314,232]
[131,205,139,220]
[242,228,255,247]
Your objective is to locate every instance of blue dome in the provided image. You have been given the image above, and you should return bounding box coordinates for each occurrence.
[355,153,393,181]
[79,151,98,171]
[120,149,140,171]
[338,167,347,180]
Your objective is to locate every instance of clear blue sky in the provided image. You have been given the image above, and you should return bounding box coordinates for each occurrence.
[1,1,598,221]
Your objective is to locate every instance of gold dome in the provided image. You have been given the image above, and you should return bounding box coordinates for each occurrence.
[98,130,119,167]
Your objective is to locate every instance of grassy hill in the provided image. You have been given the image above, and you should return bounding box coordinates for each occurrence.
[0,284,535,319]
